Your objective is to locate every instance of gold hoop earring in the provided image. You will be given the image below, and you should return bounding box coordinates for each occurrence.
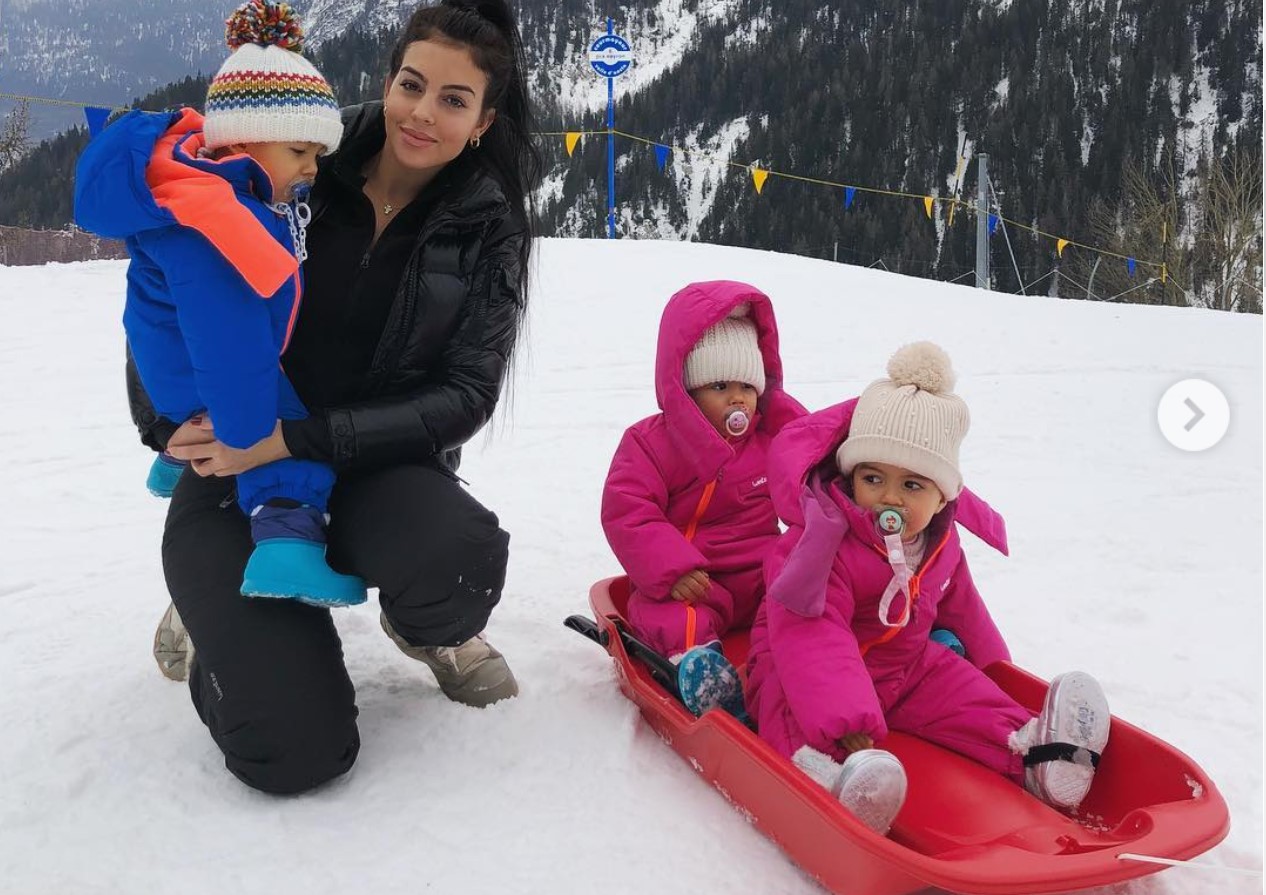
[470,134,481,149]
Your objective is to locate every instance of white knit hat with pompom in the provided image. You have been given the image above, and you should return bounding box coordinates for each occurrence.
[203,0,342,155]
[835,341,969,499]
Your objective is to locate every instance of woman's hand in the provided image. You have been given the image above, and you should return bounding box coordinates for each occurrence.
[167,416,290,477]
[838,732,874,754]
[166,415,217,451]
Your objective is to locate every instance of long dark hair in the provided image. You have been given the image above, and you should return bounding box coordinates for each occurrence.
[389,0,541,325]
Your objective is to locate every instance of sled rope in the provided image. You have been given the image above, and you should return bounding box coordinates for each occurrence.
[1117,853,1262,877]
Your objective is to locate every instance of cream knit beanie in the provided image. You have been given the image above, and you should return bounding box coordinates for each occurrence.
[682,305,766,395]
[835,342,969,499]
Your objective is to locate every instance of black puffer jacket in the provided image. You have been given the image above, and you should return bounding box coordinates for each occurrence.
[126,102,525,474]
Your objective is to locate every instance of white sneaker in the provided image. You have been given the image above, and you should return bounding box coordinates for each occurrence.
[153,602,195,682]
[794,746,907,835]
[1014,670,1110,810]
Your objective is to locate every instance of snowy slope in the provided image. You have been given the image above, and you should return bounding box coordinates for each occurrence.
[0,240,1261,895]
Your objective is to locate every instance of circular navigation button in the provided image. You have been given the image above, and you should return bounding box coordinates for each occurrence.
[1157,379,1230,452]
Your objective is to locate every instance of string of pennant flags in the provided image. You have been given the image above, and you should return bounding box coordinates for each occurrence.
[2,89,1166,282]
[0,90,118,135]
[548,126,1167,281]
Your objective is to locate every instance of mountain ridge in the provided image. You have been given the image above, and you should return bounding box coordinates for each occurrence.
[1,0,1259,309]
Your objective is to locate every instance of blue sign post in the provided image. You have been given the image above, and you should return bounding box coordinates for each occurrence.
[588,20,632,239]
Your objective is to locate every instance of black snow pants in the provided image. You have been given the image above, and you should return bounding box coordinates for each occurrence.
[162,463,511,794]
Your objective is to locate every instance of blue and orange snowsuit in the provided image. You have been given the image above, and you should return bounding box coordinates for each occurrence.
[74,107,334,513]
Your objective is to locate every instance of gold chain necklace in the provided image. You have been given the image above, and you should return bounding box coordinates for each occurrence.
[365,179,402,217]
[364,162,421,217]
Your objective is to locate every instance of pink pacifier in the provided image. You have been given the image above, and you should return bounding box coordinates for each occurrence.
[876,507,905,536]
[725,409,750,437]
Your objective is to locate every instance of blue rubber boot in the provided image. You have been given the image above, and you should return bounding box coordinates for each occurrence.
[678,644,751,725]
[241,538,367,607]
[242,502,367,607]
[930,628,966,657]
[146,452,187,498]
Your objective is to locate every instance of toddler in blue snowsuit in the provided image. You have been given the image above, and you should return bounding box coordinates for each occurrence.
[74,0,365,607]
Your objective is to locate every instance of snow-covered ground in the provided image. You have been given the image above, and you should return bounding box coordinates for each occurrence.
[0,239,1261,894]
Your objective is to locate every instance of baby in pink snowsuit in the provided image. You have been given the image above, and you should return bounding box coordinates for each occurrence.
[744,342,1111,835]
[601,281,806,657]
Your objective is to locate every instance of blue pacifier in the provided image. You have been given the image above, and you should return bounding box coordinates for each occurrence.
[876,508,905,536]
[725,409,750,437]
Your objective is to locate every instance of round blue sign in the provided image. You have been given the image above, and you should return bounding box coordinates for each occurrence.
[589,34,633,78]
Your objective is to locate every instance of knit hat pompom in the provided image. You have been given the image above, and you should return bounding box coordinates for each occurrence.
[886,341,955,394]
[226,0,305,52]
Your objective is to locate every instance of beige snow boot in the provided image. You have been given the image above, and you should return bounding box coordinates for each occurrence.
[380,612,519,708]
[153,602,195,682]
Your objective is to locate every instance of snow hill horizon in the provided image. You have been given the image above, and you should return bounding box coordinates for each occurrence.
[0,238,1261,894]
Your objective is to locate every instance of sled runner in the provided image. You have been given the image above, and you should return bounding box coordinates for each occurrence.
[566,576,1229,895]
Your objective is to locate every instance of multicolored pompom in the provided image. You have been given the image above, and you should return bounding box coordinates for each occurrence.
[224,0,305,52]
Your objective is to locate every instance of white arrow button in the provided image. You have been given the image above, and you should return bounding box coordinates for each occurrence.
[1159,380,1230,451]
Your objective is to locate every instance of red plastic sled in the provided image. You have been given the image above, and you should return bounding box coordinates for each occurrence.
[574,576,1229,895]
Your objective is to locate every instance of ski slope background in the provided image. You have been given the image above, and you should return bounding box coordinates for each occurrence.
[0,239,1261,895]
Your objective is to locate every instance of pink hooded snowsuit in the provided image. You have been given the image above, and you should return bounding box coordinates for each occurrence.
[601,281,806,656]
[745,399,1035,783]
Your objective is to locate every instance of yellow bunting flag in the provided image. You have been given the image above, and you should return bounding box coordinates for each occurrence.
[564,132,582,157]
[751,166,769,194]
[1056,238,1070,258]
[923,196,934,219]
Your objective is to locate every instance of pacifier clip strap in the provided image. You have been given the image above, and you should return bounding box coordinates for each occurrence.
[877,532,913,628]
